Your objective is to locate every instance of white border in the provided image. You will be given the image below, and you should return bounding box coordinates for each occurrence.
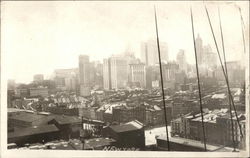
[1,1,249,157]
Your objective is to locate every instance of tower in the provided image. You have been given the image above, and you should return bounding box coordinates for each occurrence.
[79,55,91,96]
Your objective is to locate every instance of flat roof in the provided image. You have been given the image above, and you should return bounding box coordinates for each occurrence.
[8,124,59,138]
[157,136,223,151]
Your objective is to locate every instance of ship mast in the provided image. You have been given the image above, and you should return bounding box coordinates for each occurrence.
[154,6,170,151]
[205,6,244,150]
[218,7,236,151]
[190,7,207,151]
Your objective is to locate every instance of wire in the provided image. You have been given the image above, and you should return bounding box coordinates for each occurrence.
[154,6,170,151]
[205,5,243,144]
[218,6,236,151]
[190,7,207,151]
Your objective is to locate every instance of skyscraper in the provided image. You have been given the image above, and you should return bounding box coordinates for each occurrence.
[79,55,91,96]
[103,58,111,90]
[176,49,188,73]
[129,63,146,88]
[202,45,217,67]
[103,56,128,90]
[195,34,203,65]
[141,40,168,66]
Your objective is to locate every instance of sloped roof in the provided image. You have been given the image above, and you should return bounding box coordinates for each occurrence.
[110,120,143,133]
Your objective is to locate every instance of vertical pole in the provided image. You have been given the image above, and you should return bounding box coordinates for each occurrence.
[238,7,246,54]
[190,7,207,151]
[218,7,236,151]
[154,6,170,151]
[205,5,243,144]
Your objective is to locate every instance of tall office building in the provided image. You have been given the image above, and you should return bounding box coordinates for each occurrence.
[79,55,91,96]
[65,72,77,91]
[129,63,146,88]
[202,45,217,67]
[103,56,128,90]
[103,58,111,90]
[162,62,179,89]
[195,34,203,65]
[141,40,168,66]
[176,49,188,73]
[54,68,78,90]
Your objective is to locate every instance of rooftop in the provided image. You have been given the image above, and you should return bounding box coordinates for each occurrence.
[9,111,47,123]
[157,135,227,151]
[52,115,81,125]
[8,124,59,138]
[110,120,144,133]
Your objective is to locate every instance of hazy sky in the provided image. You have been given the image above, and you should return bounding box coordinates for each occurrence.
[2,1,249,83]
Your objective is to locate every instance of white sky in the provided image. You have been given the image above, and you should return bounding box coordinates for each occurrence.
[1,1,249,83]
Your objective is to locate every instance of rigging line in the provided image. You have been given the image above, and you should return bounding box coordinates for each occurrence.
[190,7,207,151]
[218,7,236,151]
[154,6,170,151]
[238,7,246,54]
[205,6,243,139]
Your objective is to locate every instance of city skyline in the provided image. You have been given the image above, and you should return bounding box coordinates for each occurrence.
[2,1,249,83]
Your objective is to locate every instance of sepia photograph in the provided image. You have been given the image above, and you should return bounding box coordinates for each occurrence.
[1,0,249,157]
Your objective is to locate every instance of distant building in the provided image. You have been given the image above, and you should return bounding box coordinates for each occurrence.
[79,55,91,96]
[54,68,78,90]
[214,61,244,86]
[202,45,217,67]
[103,56,128,90]
[141,40,168,66]
[29,87,49,97]
[94,62,104,88]
[15,88,29,98]
[33,74,44,83]
[8,80,16,90]
[145,66,160,89]
[162,62,179,89]
[65,74,78,91]
[195,34,203,65]
[176,49,188,73]
[129,63,146,88]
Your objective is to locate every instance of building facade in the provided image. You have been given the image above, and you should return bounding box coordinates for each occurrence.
[129,63,146,88]
[176,49,188,73]
[33,74,44,83]
[29,87,49,97]
[79,55,91,96]
[103,56,128,90]
[141,40,168,66]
